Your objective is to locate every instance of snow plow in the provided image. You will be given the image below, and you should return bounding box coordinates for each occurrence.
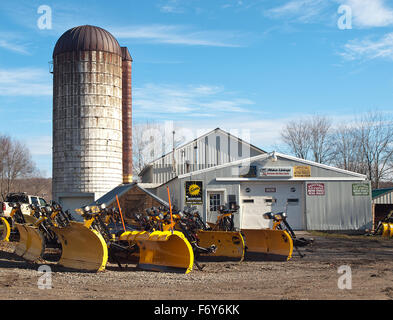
[208,205,312,261]
[54,204,194,273]
[118,230,194,273]
[135,205,245,265]
[372,210,393,238]
[0,217,11,242]
[3,200,195,274]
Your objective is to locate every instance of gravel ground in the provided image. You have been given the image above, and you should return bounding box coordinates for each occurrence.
[0,232,392,300]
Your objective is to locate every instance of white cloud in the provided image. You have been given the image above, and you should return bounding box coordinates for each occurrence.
[25,135,52,156]
[0,68,52,96]
[112,25,243,47]
[133,83,254,117]
[266,0,393,28]
[0,32,30,55]
[341,32,393,61]
[338,0,393,27]
[158,0,185,14]
[0,39,29,55]
[266,0,330,23]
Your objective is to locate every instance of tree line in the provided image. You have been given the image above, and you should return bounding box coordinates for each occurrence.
[280,110,393,189]
[0,134,51,201]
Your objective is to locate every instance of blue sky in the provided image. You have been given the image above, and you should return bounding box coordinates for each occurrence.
[1,0,393,177]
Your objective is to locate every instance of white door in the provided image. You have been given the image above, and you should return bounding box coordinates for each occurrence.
[240,182,304,230]
[206,191,224,224]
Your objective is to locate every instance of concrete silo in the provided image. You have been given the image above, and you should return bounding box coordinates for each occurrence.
[52,25,133,211]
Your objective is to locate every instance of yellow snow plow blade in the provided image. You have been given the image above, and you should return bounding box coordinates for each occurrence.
[14,223,31,257]
[51,221,108,272]
[381,222,393,238]
[241,229,293,261]
[13,223,44,261]
[119,230,194,273]
[23,214,38,225]
[197,230,245,261]
[0,217,11,242]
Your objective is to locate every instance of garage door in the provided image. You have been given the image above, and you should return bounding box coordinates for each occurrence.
[240,182,304,230]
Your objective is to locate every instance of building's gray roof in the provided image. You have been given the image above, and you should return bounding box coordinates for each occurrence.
[92,183,169,208]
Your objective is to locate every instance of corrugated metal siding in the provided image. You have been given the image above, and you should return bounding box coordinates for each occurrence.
[148,130,264,184]
[305,181,372,230]
[373,191,393,204]
[155,156,372,231]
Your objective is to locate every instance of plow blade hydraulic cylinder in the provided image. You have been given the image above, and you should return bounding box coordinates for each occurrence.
[241,229,293,261]
[119,230,194,274]
[196,230,245,261]
[51,221,108,272]
[0,217,11,242]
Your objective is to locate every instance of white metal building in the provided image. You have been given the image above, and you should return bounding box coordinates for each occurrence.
[140,131,373,231]
[139,128,266,184]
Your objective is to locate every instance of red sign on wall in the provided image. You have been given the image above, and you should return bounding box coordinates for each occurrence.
[307,183,325,196]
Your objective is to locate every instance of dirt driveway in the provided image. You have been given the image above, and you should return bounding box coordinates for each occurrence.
[0,231,392,300]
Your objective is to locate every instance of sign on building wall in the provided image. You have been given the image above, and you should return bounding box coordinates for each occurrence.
[307,183,325,196]
[293,166,311,177]
[265,187,277,193]
[185,181,203,204]
[352,183,370,196]
[260,167,293,178]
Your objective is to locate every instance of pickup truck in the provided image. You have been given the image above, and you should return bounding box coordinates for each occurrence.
[0,192,48,217]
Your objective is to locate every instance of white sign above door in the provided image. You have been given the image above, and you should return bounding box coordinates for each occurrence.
[259,167,293,178]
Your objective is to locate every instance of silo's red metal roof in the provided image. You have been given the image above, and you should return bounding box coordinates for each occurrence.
[53,25,122,57]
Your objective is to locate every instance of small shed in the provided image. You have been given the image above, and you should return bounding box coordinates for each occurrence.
[93,183,169,222]
[372,188,393,230]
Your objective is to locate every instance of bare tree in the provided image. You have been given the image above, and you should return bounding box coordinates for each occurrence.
[280,119,311,160]
[280,115,333,163]
[309,115,333,163]
[356,111,393,188]
[331,123,367,174]
[0,134,36,200]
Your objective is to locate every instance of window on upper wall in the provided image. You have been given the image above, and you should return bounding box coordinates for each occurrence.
[238,139,242,157]
[205,136,208,167]
[216,136,221,165]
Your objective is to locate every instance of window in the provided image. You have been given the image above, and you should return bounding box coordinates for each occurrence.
[216,136,220,165]
[31,197,39,205]
[205,136,208,167]
[243,199,254,203]
[209,193,221,212]
[238,139,242,157]
[39,198,47,206]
